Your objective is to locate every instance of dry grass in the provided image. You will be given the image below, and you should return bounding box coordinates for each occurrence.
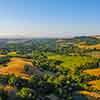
[84,68,100,77]
[91,35,100,39]
[84,67,100,90]
[8,52,16,55]
[79,91,100,99]
[0,54,7,57]
[0,57,33,79]
[88,80,100,90]
[79,44,100,49]
[82,63,100,98]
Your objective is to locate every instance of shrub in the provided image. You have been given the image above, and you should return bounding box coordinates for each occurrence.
[0,56,9,64]
[24,64,33,75]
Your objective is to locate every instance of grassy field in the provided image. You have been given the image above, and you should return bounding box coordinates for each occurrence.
[48,55,97,70]
[84,68,100,91]
[48,54,100,99]
[88,80,100,90]
[84,68,100,77]
[79,44,100,49]
[79,91,100,99]
[0,57,33,79]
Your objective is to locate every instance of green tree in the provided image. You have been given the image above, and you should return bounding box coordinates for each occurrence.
[17,87,35,99]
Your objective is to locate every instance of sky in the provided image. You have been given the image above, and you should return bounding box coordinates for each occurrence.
[0,0,99,38]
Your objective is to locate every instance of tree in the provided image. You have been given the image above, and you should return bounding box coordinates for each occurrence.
[24,64,33,75]
[17,87,35,99]
[0,85,7,100]
[8,74,16,86]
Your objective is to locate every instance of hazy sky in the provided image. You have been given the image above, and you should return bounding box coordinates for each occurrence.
[0,0,99,38]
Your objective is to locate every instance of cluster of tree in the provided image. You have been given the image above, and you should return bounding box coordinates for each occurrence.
[5,37,100,57]
[75,36,100,45]
[6,39,57,56]
[0,52,94,100]
[0,49,8,55]
[32,51,63,73]
[56,43,85,55]
[0,72,87,100]
[0,56,10,64]
[75,59,100,72]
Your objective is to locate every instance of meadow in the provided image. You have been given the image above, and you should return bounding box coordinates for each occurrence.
[0,36,99,100]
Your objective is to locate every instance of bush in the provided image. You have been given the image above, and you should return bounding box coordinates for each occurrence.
[0,85,8,100]
[16,87,35,99]
[0,56,9,64]
[8,74,17,86]
[24,64,33,75]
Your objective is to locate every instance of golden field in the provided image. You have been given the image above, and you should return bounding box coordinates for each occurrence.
[0,57,33,79]
[79,44,100,50]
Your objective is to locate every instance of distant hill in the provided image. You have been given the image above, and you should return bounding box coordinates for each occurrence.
[0,35,99,51]
[75,36,100,45]
[91,35,100,39]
